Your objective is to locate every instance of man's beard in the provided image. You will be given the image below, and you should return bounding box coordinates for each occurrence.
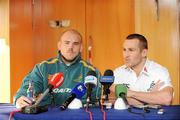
[61,54,77,63]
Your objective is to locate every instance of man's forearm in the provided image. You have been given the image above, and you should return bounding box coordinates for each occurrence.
[127,97,144,106]
[127,87,173,105]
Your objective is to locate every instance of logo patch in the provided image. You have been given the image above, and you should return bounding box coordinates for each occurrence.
[53,88,72,93]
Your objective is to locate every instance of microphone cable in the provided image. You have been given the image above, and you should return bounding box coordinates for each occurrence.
[9,109,21,120]
[99,98,107,120]
[127,105,150,118]
[85,102,93,120]
[100,104,106,120]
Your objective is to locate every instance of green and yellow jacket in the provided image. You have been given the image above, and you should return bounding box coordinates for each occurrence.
[14,52,101,106]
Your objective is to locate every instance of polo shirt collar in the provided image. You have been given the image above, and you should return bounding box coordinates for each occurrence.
[124,58,150,76]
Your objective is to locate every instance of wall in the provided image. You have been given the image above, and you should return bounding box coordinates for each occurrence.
[0,0,10,103]
[135,0,179,104]
[10,0,34,102]
[6,0,180,104]
[32,0,86,62]
[86,0,134,72]
[9,0,134,102]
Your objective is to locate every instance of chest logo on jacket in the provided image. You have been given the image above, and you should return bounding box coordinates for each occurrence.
[53,88,71,93]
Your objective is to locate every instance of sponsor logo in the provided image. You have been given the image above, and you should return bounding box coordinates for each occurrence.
[77,85,84,92]
[53,88,72,93]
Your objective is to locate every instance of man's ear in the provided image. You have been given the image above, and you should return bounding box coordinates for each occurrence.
[57,41,61,51]
[142,49,148,57]
[80,44,83,52]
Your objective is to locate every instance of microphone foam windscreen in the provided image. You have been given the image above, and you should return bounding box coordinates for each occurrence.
[104,69,114,76]
[115,84,127,98]
[71,83,87,99]
[84,70,97,87]
[49,72,64,88]
[100,69,114,84]
[87,70,96,76]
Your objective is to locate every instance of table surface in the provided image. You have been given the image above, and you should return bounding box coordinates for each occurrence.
[1,103,180,120]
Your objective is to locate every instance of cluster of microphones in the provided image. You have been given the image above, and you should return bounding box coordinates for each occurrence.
[21,69,129,114]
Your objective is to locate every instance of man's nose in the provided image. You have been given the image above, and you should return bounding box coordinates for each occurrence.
[67,44,73,51]
[68,43,73,48]
[123,51,130,58]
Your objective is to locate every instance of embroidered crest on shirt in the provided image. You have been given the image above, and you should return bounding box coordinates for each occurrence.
[147,81,155,91]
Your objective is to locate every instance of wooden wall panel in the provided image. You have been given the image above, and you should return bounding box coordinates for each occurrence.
[10,0,34,102]
[135,0,179,104]
[33,0,86,62]
[86,0,134,72]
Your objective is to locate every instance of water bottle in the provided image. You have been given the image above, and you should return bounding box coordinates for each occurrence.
[27,80,35,102]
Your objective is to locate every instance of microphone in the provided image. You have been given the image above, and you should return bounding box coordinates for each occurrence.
[100,69,114,100]
[115,84,128,105]
[21,72,64,114]
[84,70,97,103]
[114,84,129,110]
[34,72,64,106]
[60,83,87,110]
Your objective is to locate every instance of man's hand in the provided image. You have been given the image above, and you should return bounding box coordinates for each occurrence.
[16,96,33,109]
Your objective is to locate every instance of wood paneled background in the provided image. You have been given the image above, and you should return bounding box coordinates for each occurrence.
[135,0,179,104]
[9,0,135,103]
[0,0,179,104]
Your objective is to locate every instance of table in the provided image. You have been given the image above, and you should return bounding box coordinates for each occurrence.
[1,103,180,120]
[0,103,17,120]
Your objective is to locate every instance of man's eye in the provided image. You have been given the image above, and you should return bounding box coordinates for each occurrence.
[129,49,133,51]
[129,49,135,51]
[74,42,80,45]
[64,42,69,44]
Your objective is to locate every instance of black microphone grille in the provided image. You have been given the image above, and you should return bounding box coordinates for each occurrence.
[87,70,96,76]
[104,69,114,76]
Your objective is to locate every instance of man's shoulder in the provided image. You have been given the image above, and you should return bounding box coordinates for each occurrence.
[79,59,97,71]
[114,65,128,74]
[114,65,127,71]
[146,60,169,75]
[35,57,59,67]
[32,57,59,71]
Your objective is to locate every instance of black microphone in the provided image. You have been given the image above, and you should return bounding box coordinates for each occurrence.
[100,69,114,100]
[60,83,87,110]
[84,70,97,103]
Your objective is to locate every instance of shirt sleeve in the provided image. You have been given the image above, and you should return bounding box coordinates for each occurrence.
[13,64,44,105]
[158,68,173,90]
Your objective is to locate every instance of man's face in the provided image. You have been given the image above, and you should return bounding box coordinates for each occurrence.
[123,39,147,68]
[58,32,82,61]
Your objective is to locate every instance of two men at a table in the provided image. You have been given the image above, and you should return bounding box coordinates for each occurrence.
[14,29,173,109]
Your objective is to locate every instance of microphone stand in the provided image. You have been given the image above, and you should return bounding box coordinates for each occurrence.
[102,88,112,109]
